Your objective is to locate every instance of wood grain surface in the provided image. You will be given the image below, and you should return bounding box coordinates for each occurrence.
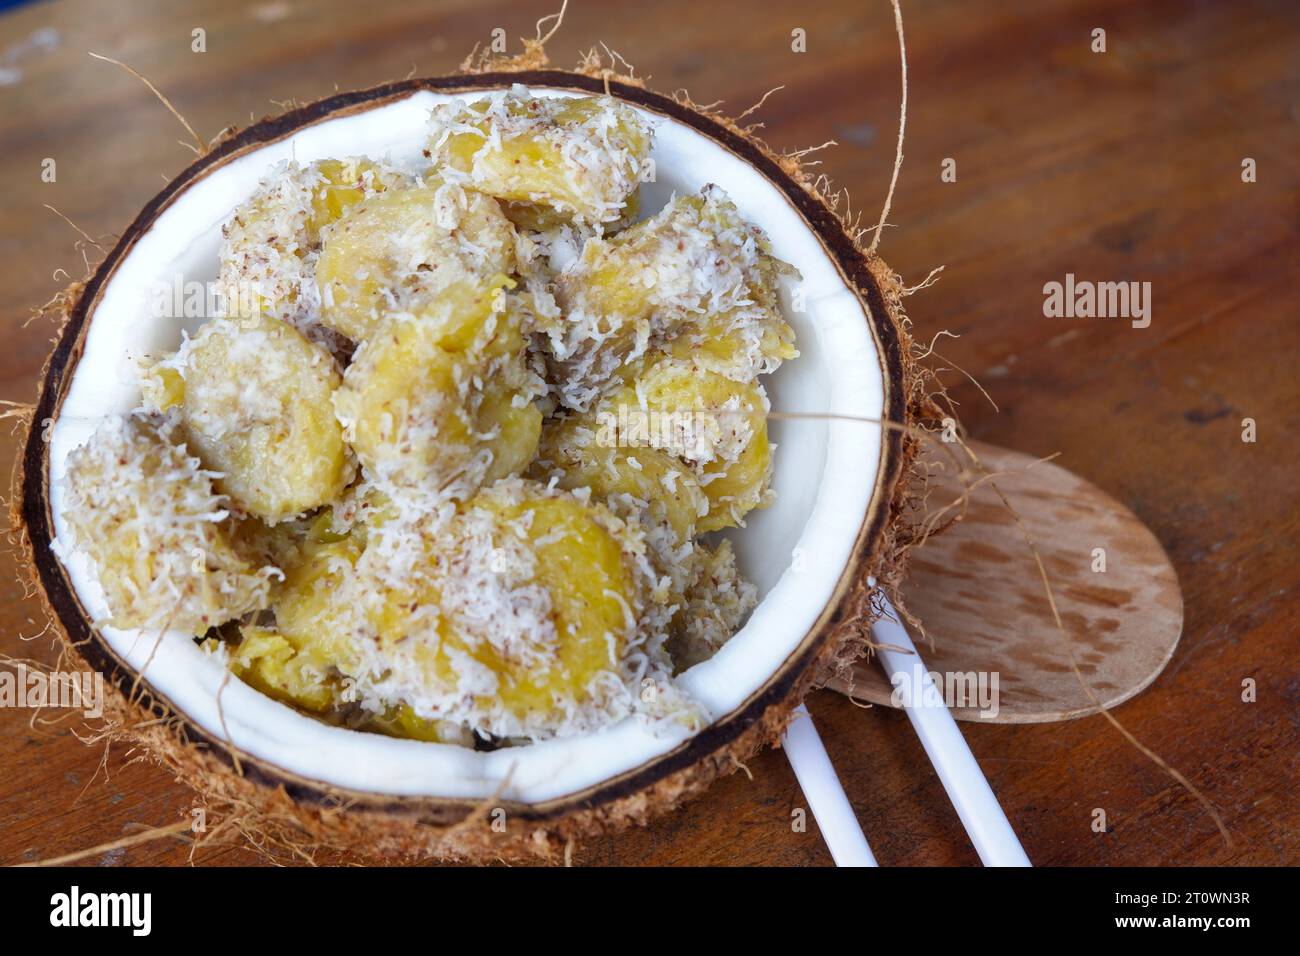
[1,0,1296,866]
[828,439,1185,722]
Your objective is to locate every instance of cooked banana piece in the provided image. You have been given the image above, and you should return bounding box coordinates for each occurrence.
[545,185,798,409]
[355,479,675,740]
[428,88,651,228]
[315,181,516,343]
[590,356,774,532]
[179,315,352,523]
[332,277,542,498]
[60,411,277,634]
[219,158,410,347]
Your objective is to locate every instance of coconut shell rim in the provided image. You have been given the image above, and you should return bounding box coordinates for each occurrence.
[16,70,913,846]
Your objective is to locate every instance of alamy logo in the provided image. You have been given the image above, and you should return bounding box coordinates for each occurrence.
[1043,273,1151,328]
[49,886,151,936]
[0,664,103,718]
[592,405,725,459]
[147,275,262,321]
[889,665,1000,719]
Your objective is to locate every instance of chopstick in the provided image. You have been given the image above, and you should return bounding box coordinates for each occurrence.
[781,593,1030,867]
[869,593,1032,866]
[782,705,878,866]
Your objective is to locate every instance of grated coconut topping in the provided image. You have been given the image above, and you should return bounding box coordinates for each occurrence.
[56,88,799,747]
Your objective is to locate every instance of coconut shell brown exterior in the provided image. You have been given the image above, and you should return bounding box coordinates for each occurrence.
[11,63,928,863]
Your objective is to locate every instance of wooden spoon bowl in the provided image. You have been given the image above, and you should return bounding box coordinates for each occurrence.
[829,440,1184,722]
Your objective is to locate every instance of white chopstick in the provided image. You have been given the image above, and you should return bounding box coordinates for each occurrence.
[782,705,878,866]
[869,592,1031,866]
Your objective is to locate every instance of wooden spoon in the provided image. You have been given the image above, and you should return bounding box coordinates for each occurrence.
[827,440,1183,723]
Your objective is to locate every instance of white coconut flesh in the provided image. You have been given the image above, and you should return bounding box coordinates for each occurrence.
[47,86,886,803]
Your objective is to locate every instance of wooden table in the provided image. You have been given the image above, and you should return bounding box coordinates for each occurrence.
[1,0,1295,866]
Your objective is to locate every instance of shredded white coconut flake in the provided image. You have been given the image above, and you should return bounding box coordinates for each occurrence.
[61,93,798,747]
[59,411,279,634]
